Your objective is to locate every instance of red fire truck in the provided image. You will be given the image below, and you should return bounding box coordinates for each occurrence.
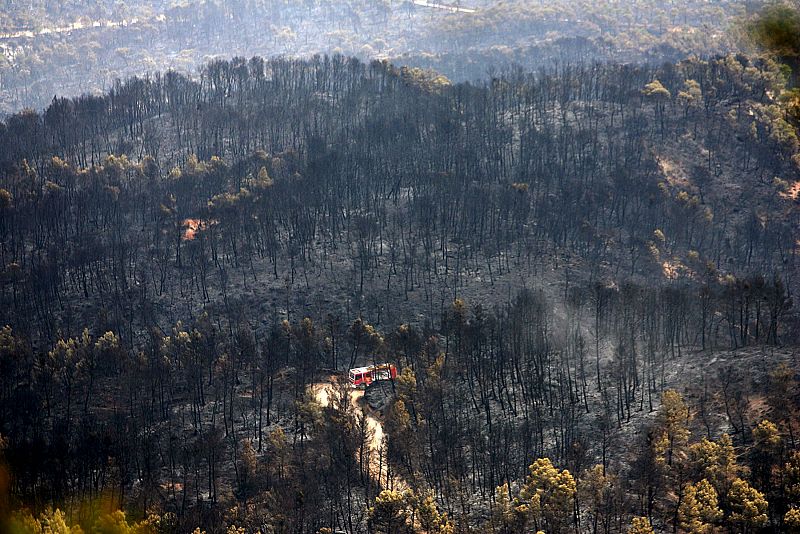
[348,363,397,387]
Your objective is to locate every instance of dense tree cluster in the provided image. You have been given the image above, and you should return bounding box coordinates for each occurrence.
[746,1,800,122]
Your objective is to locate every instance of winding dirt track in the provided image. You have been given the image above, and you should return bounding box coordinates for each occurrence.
[311,381,407,492]
[412,0,477,13]
[0,14,167,40]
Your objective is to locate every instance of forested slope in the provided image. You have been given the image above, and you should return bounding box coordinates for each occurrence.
[1,55,797,344]
[0,0,746,114]
[0,52,799,532]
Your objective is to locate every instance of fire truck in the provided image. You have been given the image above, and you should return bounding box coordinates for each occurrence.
[348,363,397,387]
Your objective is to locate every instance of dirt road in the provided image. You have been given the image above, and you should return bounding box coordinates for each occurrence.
[0,14,167,40]
[412,0,477,13]
[311,380,406,492]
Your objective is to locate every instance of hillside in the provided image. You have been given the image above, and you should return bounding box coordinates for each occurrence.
[1,54,798,339]
[0,0,747,115]
[0,45,799,532]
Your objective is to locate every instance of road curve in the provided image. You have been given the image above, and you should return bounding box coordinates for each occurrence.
[310,380,407,492]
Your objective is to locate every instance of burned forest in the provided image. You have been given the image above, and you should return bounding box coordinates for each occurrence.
[1,1,800,533]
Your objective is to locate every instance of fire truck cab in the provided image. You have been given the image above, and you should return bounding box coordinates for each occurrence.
[348,363,397,387]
